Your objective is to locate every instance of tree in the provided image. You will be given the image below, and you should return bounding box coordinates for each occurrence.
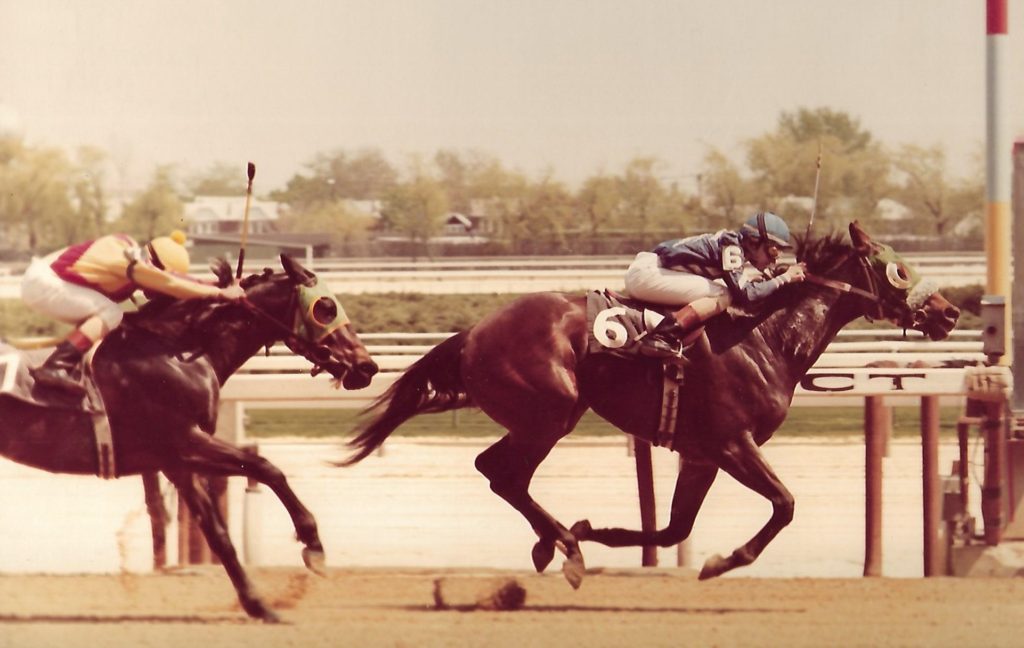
[115,166,185,241]
[0,145,75,252]
[575,173,622,253]
[891,143,983,237]
[188,162,251,197]
[277,200,375,256]
[272,148,398,209]
[746,107,891,225]
[697,148,755,231]
[383,164,449,259]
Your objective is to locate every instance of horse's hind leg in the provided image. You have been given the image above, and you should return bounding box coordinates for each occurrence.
[164,469,279,623]
[698,431,795,579]
[572,457,718,549]
[475,423,587,588]
[176,427,325,574]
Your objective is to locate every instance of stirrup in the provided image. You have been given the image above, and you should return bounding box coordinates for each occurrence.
[638,335,684,359]
[30,367,86,396]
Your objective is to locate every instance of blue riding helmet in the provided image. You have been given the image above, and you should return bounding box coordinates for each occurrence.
[741,212,793,249]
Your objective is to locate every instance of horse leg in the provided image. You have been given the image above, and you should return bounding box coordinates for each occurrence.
[698,431,795,580]
[176,428,326,575]
[571,457,718,548]
[163,469,279,623]
[475,429,588,588]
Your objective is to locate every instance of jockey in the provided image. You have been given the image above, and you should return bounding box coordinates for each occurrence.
[624,211,807,357]
[20,230,245,395]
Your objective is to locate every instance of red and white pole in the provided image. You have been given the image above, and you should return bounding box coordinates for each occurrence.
[986,0,1010,359]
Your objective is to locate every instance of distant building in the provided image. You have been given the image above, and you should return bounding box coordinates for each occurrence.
[183,196,280,236]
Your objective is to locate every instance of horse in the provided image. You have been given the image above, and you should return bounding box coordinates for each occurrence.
[0,254,378,622]
[341,221,960,586]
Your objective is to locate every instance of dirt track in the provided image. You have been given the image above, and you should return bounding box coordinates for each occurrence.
[0,567,1020,647]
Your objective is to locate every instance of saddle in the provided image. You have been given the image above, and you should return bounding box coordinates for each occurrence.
[585,289,685,360]
[0,342,116,478]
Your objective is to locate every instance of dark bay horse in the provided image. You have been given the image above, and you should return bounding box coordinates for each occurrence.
[343,222,959,586]
[0,255,377,622]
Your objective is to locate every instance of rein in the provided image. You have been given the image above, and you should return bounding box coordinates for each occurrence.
[239,292,334,369]
[802,251,887,321]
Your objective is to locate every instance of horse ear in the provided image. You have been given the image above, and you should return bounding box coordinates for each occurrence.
[849,221,874,256]
[280,253,317,287]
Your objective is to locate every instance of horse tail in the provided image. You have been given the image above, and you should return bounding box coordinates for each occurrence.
[339,330,470,466]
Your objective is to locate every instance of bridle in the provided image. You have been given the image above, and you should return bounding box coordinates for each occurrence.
[239,284,343,373]
[802,248,907,324]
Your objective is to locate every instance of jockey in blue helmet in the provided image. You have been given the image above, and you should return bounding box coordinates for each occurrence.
[624,211,807,357]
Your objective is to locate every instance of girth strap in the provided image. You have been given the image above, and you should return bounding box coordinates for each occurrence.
[656,362,685,449]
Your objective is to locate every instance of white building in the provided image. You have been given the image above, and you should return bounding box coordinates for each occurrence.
[183,196,280,236]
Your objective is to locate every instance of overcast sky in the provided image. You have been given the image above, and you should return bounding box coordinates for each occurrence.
[0,0,1021,194]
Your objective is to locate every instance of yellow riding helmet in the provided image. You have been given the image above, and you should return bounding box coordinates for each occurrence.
[146,230,191,273]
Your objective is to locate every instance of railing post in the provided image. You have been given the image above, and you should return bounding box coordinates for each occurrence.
[921,395,942,576]
[864,395,889,577]
[633,438,658,567]
[982,401,1008,545]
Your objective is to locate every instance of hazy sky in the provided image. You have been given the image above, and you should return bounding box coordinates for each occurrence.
[1,0,1021,194]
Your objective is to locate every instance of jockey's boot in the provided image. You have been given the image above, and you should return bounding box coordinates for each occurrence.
[639,305,704,358]
[30,340,86,396]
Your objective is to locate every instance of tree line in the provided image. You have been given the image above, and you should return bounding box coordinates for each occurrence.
[0,107,984,259]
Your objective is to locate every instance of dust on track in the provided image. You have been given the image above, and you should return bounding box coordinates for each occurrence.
[0,566,1019,648]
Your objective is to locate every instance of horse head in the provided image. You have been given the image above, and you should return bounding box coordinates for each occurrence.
[801,221,959,341]
[242,255,378,389]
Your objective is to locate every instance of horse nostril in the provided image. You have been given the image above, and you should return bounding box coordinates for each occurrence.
[357,360,379,377]
[913,310,927,324]
[945,306,960,319]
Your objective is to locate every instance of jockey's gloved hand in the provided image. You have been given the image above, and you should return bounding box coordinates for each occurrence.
[220,283,246,301]
[779,263,808,284]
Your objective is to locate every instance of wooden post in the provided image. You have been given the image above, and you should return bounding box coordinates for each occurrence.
[634,438,658,567]
[982,401,1007,545]
[864,396,889,577]
[920,395,942,576]
[676,455,692,568]
[142,472,167,570]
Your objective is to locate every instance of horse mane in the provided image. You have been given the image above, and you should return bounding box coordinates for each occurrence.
[120,258,250,348]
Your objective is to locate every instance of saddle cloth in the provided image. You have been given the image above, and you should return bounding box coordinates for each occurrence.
[0,342,116,478]
[585,289,674,359]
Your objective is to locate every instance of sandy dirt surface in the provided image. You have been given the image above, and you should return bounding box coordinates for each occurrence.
[0,567,1021,648]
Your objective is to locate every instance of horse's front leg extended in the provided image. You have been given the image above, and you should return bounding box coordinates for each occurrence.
[571,457,718,548]
[164,469,280,623]
[698,431,794,580]
[177,428,326,575]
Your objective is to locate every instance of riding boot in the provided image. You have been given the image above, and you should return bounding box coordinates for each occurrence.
[30,340,86,395]
[639,305,705,358]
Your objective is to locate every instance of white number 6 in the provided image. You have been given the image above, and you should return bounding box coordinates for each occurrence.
[722,245,743,271]
[593,307,629,348]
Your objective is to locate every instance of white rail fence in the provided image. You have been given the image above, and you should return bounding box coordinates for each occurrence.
[0,253,989,298]
[217,329,986,442]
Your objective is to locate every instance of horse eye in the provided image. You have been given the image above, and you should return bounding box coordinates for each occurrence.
[885,262,912,289]
[311,297,338,326]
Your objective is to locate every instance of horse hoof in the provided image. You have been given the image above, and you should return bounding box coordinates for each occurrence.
[302,547,327,577]
[569,519,592,540]
[698,553,727,580]
[561,553,586,590]
[531,540,555,573]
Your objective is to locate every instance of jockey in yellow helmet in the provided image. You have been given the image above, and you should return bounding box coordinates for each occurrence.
[20,230,245,395]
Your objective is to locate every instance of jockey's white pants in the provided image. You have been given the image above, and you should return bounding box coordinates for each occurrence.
[624,252,730,307]
[21,255,124,330]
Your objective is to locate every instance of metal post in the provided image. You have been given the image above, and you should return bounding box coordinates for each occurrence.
[986,0,1011,364]
[633,438,658,567]
[921,396,941,576]
[864,396,888,576]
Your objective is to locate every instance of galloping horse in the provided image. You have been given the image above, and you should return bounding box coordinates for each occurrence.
[342,222,959,585]
[0,255,377,622]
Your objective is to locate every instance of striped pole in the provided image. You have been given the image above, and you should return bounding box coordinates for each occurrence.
[986,0,1010,363]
